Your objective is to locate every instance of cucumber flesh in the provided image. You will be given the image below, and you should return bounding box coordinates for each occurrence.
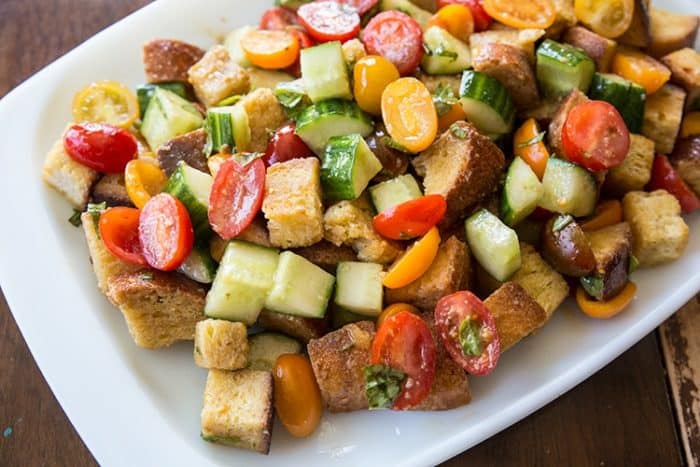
[539,157,598,217]
[501,157,544,226]
[247,332,302,371]
[178,243,218,284]
[321,134,383,201]
[334,262,384,317]
[465,209,521,282]
[223,26,255,67]
[421,26,472,75]
[459,70,515,136]
[536,39,595,98]
[295,99,374,156]
[248,68,295,90]
[204,104,250,155]
[163,162,213,239]
[300,41,352,103]
[369,174,423,213]
[380,0,431,29]
[140,87,204,151]
[136,82,188,118]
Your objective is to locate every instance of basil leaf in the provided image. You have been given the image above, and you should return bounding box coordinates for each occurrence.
[628,255,639,275]
[459,318,483,357]
[450,124,468,139]
[552,214,574,233]
[86,202,107,236]
[364,364,406,409]
[68,210,82,227]
[424,43,458,61]
[517,131,546,148]
[380,136,413,154]
[432,83,458,117]
[274,80,309,119]
[216,95,242,107]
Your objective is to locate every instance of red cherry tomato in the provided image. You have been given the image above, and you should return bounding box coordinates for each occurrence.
[361,11,424,75]
[63,123,137,173]
[373,195,447,240]
[297,1,361,43]
[98,207,147,266]
[263,123,315,167]
[337,0,379,15]
[370,311,436,410]
[562,100,630,172]
[208,158,266,240]
[437,0,493,31]
[138,193,194,271]
[434,291,501,376]
[648,154,700,213]
[260,6,299,30]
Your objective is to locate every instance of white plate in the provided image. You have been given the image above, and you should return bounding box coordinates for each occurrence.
[0,1,698,465]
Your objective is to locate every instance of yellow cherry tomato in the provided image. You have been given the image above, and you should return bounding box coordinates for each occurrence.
[72,80,139,129]
[576,281,637,319]
[427,4,474,43]
[574,0,634,39]
[681,112,700,138]
[353,55,400,116]
[383,227,441,289]
[241,29,300,70]
[611,48,671,94]
[273,354,323,438]
[377,303,420,329]
[482,0,556,30]
[124,159,167,209]
[381,78,438,153]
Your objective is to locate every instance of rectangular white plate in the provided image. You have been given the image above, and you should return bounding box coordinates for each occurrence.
[0,1,698,465]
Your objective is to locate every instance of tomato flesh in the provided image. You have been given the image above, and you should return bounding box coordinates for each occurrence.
[260,6,298,30]
[98,207,147,266]
[361,11,424,76]
[138,193,194,271]
[273,354,323,438]
[337,0,379,15]
[434,291,501,376]
[647,154,700,213]
[437,0,492,31]
[63,123,137,173]
[297,1,361,43]
[370,311,436,410]
[263,123,315,167]
[208,158,266,240]
[562,100,630,172]
[373,195,447,240]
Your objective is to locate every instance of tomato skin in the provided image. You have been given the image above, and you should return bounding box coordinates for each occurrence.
[263,123,315,167]
[241,29,301,69]
[124,159,167,209]
[208,158,266,240]
[377,303,420,329]
[297,1,361,43]
[373,195,447,240]
[361,11,424,76]
[353,55,401,116]
[434,291,500,376]
[138,193,194,271]
[647,154,700,213]
[371,311,436,410]
[63,123,137,173]
[273,354,323,438]
[260,6,298,30]
[437,0,492,31]
[98,207,147,266]
[562,100,630,172]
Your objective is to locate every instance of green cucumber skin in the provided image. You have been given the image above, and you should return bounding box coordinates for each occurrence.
[501,157,543,226]
[459,70,515,135]
[295,99,374,156]
[140,88,204,151]
[536,40,595,98]
[322,135,362,201]
[178,242,218,284]
[204,109,234,156]
[163,164,211,239]
[137,83,188,118]
[589,73,645,133]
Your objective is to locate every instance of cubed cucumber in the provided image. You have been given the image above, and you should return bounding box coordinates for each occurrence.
[380,0,431,29]
[459,70,515,136]
[136,82,188,118]
[204,104,250,155]
[539,157,598,217]
[536,39,595,98]
[465,209,521,282]
[264,251,336,318]
[163,162,213,239]
[501,157,544,226]
[275,78,311,119]
[223,25,255,67]
[334,262,384,317]
[178,242,218,284]
[295,99,374,156]
[140,87,204,151]
[588,73,646,133]
[247,332,302,371]
[369,174,423,213]
[205,241,280,325]
[301,41,352,103]
[321,134,383,201]
[421,26,471,75]
[248,68,295,90]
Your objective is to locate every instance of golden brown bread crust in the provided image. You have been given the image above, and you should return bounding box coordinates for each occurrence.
[156,128,209,176]
[257,309,329,343]
[293,240,358,273]
[562,26,618,72]
[472,43,539,109]
[548,89,589,157]
[647,8,699,58]
[618,0,652,48]
[484,282,548,352]
[90,174,133,207]
[670,137,700,197]
[143,39,204,83]
[586,223,633,300]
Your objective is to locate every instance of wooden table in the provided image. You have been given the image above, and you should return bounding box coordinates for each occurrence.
[0,1,697,465]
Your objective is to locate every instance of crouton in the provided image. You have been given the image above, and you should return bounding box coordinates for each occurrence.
[415,71,462,96]
[257,309,329,343]
[307,321,375,412]
[670,137,700,196]
[642,84,686,155]
[201,369,273,454]
[511,243,569,318]
[548,89,589,156]
[235,217,273,248]
[412,121,506,227]
[90,174,132,207]
[562,26,618,72]
[293,240,358,273]
[188,45,251,107]
[107,271,206,348]
[262,158,324,248]
[647,8,699,58]
[469,28,546,64]
[604,134,655,196]
[618,0,651,48]
[472,43,539,109]
[143,39,204,83]
[484,282,548,352]
[661,48,700,111]
[584,223,632,301]
[247,333,302,371]
[385,236,470,311]
[238,88,287,153]
[409,0,436,12]
[545,0,577,39]
[324,198,402,264]
[42,136,99,209]
[156,128,208,176]
[194,319,249,370]
[622,190,689,266]
[519,98,561,123]
[342,38,366,67]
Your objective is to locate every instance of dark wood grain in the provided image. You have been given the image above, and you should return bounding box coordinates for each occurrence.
[0,1,689,466]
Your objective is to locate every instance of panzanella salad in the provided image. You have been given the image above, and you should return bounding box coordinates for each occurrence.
[42,0,699,455]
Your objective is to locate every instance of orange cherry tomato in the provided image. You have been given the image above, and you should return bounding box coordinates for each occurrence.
[273,354,323,438]
[482,0,555,29]
[580,200,623,232]
[427,4,474,43]
[574,0,634,39]
[611,48,670,95]
[98,207,147,266]
[138,193,194,271]
[124,159,167,209]
[438,103,467,132]
[373,195,447,240]
[513,118,549,180]
[377,303,420,329]
[241,29,300,69]
[354,55,400,116]
[576,281,637,319]
[383,227,441,289]
[381,77,438,153]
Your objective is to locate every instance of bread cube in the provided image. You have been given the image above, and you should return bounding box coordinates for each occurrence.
[416,71,462,96]
[511,243,569,317]
[42,136,99,209]
[238,88,287,153]
[470,28,545,64]
[562,26,617,72]
[647,8,699,58]
[548,89,589,157]
[194,319,249,370]
[585,223,633,301]
[485,282,547,352]
[293,240,358,273]
[604,134,655,196]
[670,137,700,196]
[188,45,250,106]
[472,43,539,109]
[642,84,686,155]
[341,38,366,67]
[156,128,208,176]
[143,39,204,83]
[661,48,700,111]
[257,309,329,343]
[90,173,132,207]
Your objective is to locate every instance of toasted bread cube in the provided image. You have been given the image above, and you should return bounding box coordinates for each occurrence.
[416,71,462,96]
[235,217,273,247]
[263,158,324,248]
[670,137,700,196]
[642,84,686,155]
[484,282,547,352]
[324,198,402,264]
[412,122,506,227]
[548,89,589,157]
[386,236,470,311]
[194,319,249,370]
[156,128,209,176]
[238,88,287,153]
[472,43,539,109]
[293,240,358,273]
[623,190,689,266]
[90,174,132,207]
[661,48,700,111]
[201,369,273,454]
[143,39,204,83]
[341,38,366,67]
[545,0,577,39]
[562,26,618,72]
[42,136,99,209]
[257,309,329,343]
[469,28,546,64]
[512,243,569,317]
[604,134,655,196]
[585,223,632,301]
[107,271,206,348]
[618,0,652,48]
[647,8,699,58]
[188,45,250,107]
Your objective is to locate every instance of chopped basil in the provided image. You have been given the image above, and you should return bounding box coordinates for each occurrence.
[552,214,574,233]
[580,275,605,301]
[86,202,107,235]
[364,364,406,409]
[432,83,458,117]
[274,80,309,119]
[516,131,546,148]
[380,136,413,154]
[216,95,242,107]
[459,318,483,357]
[450,124,467,139]
[68,210,82,227]
[423,43,458,61]
[628,255,639,274]
[139,272,154,281]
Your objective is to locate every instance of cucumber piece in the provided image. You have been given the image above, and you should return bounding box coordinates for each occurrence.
[539,157,598,217]
[465,209,521,282]
[140,87,204,151]
[459,70,515,136]
[136,82,188,118]
[223,25,255,67]
[205,241,280,325]
[264,251,335,319]
[301,42,352,103]
[380,0,431,29]
[178,242,218,284]
[369,174,422,213]
[536,39,595,98]
[249,68,295,91]
[295,99,374,156]
[588,73,646,133]
[421,26,471,75]
[204,104,250,155]
[163,162,213,239]
[247,332,302,371]
[275,78,311,119]
[321,134,383,201]
[334,262,384,317]
[501,157,544,226]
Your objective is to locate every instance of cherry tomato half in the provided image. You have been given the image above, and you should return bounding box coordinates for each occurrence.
[647,154,700,213]
[562,100,630,172]
[208,158,266,240]
[370,311,436,410]
[297,1,361,43]
[63,123,137,173]
[373,195,447,240]
[260,6,298,30]
[353,55,401,116]
[98,207,147,266]
[437,0,493,31]
[381,77,438,153]
[273,354,323,438]
[376,303,420,329]
[427,4,474,43]
[138,193,194,271]
[263,123,315,167]
[361,11,424,76]
[434,291,500,376]
[482,0,555,29]
[241,29,300,70]
[337,0,379,15]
